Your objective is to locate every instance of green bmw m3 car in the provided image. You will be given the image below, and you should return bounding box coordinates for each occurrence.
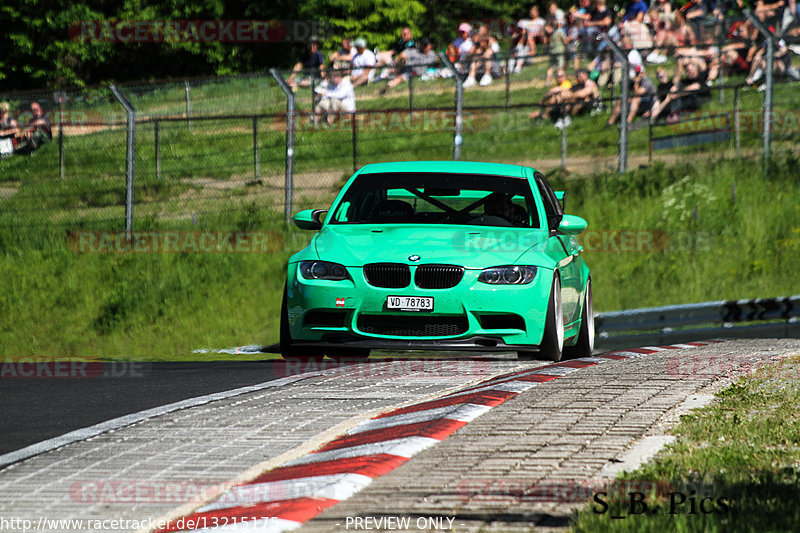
[281,161,593,362]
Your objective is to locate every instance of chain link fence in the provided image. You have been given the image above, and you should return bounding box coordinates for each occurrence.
[1,12,799,235]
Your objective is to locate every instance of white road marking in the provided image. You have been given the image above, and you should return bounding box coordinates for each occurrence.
[285,436,441,466]
[348,403,493,435]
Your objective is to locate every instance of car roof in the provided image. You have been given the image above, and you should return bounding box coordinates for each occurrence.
[356,161,535,178]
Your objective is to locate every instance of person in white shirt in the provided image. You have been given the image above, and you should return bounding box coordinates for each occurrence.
[314,69,355,125]
[350,38,377,87]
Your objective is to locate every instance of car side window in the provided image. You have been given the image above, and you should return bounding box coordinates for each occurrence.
[534,173,563,231]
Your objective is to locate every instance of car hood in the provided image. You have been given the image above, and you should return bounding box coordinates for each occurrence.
[312,224,550,269]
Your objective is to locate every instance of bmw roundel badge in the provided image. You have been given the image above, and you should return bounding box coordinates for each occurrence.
[408,254,421,262]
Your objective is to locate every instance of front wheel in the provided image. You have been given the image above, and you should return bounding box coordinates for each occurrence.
[564,279,594,358]
[518,274,563,362]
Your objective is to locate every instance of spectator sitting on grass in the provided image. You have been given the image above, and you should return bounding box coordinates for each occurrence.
[329,37,355,70]
[520,5,548,57]
[607,64,656,126]
[379,37,436,94]
[529,69,572,121]
[447,23,472,63]
[350,38,377,88]
[287,36,325,87]
[0,102,19,158]
[649,61,710,123]
[14,102,52,155]
[0,102,19,138]
[314,69,355,125]
[563,68,601,117]
[462,26,501,87]
[376,27,415,77]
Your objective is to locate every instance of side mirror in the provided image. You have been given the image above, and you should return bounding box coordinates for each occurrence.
[557,214,587,235]
[293,209,327,230]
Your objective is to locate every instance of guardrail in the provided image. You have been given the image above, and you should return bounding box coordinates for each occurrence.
[595,295,800,350]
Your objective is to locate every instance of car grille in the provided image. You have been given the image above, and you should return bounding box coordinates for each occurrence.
[363,263,410,288]
[357,314,469,336]
[414,264,464,289]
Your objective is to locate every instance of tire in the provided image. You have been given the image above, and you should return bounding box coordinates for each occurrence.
[280,283,324,363]
[564,279,595,359]
[518,274,564,362]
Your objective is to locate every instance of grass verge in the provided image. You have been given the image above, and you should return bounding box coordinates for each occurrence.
[571,354,800,532]
[1,153,799,359]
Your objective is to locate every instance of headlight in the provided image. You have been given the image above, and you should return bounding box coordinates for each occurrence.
[478,265,537,285]
[299,260,351,281]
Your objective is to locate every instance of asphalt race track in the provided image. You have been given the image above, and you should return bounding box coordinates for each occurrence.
[1,340,800,533]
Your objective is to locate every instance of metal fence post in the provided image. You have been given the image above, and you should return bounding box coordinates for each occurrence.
[601,35,629,174]
[154,120,161,179]
[110,85,136,232]
[505,52,511,110]
[253,116,259,179]
[717,19,725,104]
[746,10,774,172]
[56,92,65,180]
[185,80,192,132]
[408,75,414,112]
[271,69,295,223]
[734,86,741,158]
[560,105,567,170]
[352,110,358,172]
[439,53,463,161]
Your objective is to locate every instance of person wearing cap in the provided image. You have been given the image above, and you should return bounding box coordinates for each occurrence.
[529,69,572,122]
[287,37,325,87]
[351,38,377,87]
[447,23,472,63]
[0,102,19,138]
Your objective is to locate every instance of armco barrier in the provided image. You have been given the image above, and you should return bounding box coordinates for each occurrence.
[595,295,800,350]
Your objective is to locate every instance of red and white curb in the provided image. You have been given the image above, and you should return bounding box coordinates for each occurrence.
[156,340,725,532]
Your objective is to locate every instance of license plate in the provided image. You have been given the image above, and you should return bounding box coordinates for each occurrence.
[387,295,434,311]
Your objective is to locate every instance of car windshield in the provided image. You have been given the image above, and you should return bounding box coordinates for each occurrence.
[330,172,539,228]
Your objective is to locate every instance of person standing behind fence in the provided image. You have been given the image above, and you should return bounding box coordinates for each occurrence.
[314,69,356,125]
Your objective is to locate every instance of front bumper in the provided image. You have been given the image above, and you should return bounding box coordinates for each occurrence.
[286,263,552,348]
